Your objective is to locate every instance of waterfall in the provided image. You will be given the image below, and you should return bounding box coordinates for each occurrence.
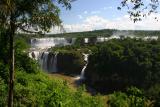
[28,52,32,59]
[31,37,75,49]
[29,37,75,73]
[84,38,89,43]
[37,52,59,73]
[40,52,49,71]
[53,52,58,72]
[97,37,109,42]
[75,54,89,80]
[48,54,55,72]
[80,54,89,79]
[33,51,40,60]
[48,52,58,72]
[28,51,40,60]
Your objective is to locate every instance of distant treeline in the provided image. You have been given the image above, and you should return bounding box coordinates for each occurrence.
[16,29,160,38]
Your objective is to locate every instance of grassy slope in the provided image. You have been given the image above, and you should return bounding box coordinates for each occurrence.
[48,73,109,107]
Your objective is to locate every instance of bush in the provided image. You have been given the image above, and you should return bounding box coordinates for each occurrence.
[0,53,104,107]
[108,92,129,107]
[0,77,7,106]
[0,61,9,82]
[15,53,40,74]
[13,71,104,107]
[108,87,147,107]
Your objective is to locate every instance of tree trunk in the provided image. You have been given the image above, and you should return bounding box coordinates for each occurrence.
[8,21,15,107]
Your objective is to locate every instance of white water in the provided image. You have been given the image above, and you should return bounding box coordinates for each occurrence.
[75,54,89,80]
[28,50,58,73]
[39,52,58,73]
[28,36,159,74]
[28,51,41,60]
[31,37,76,49]
[97,37,109,42]
[48,54,54,72]
[84,38,89,43]
[40,52,49,71]
[143,36,158,41]
[30,36,159,51]
[52,52,58,73]
[29,37,77,72]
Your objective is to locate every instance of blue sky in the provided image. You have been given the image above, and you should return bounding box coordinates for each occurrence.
[60,0,126,24]
[50,0,160,33]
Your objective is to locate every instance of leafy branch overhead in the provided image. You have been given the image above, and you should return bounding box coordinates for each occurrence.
[118,0,160,22]
[0,0,73,33]
[0,0,74,106]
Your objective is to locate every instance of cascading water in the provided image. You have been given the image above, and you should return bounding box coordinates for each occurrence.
[47,52,58,73]
[97,37,109,42]
[29,37,76,73]
[31,37,76,49]
[75,54,89,80]
[40,52,49,71]
[84,38,89,43]
[38,52,58,73]
[50,52,58,73]
[28,51,41,60]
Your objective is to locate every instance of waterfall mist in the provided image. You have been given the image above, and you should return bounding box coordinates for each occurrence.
[31,37,76,49]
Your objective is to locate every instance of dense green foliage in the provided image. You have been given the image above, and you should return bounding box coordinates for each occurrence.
[31,36,160,106]
[0,32,105,106]
[0,57,105,106]
[84,38,160,105]
[86,38,160,90]
[108,87,146,107]
[57,51,85,75]
[12,70,104,107]
[2,29,160,106]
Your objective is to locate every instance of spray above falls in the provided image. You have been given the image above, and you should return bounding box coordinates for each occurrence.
[31,37,76,49]
[28,35,159,74]
[29,37,77,73]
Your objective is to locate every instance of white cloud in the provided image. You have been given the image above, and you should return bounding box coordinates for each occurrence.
[64,24,93,32]
[91,11,101,14]
[84,11,88,14]
[78,15,83,19]
[49,13,160,33]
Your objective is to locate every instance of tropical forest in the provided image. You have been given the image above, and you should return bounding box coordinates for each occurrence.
[0,0,160,107]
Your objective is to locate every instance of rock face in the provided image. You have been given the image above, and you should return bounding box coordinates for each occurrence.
[29,50,86,75]
[57,51,85,76]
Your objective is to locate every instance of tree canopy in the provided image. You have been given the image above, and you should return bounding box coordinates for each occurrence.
[0,0,73,32]
[119,0,160,22]
[0,0,73,106]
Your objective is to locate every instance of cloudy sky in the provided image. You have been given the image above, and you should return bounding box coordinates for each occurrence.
[50,0,160,33]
